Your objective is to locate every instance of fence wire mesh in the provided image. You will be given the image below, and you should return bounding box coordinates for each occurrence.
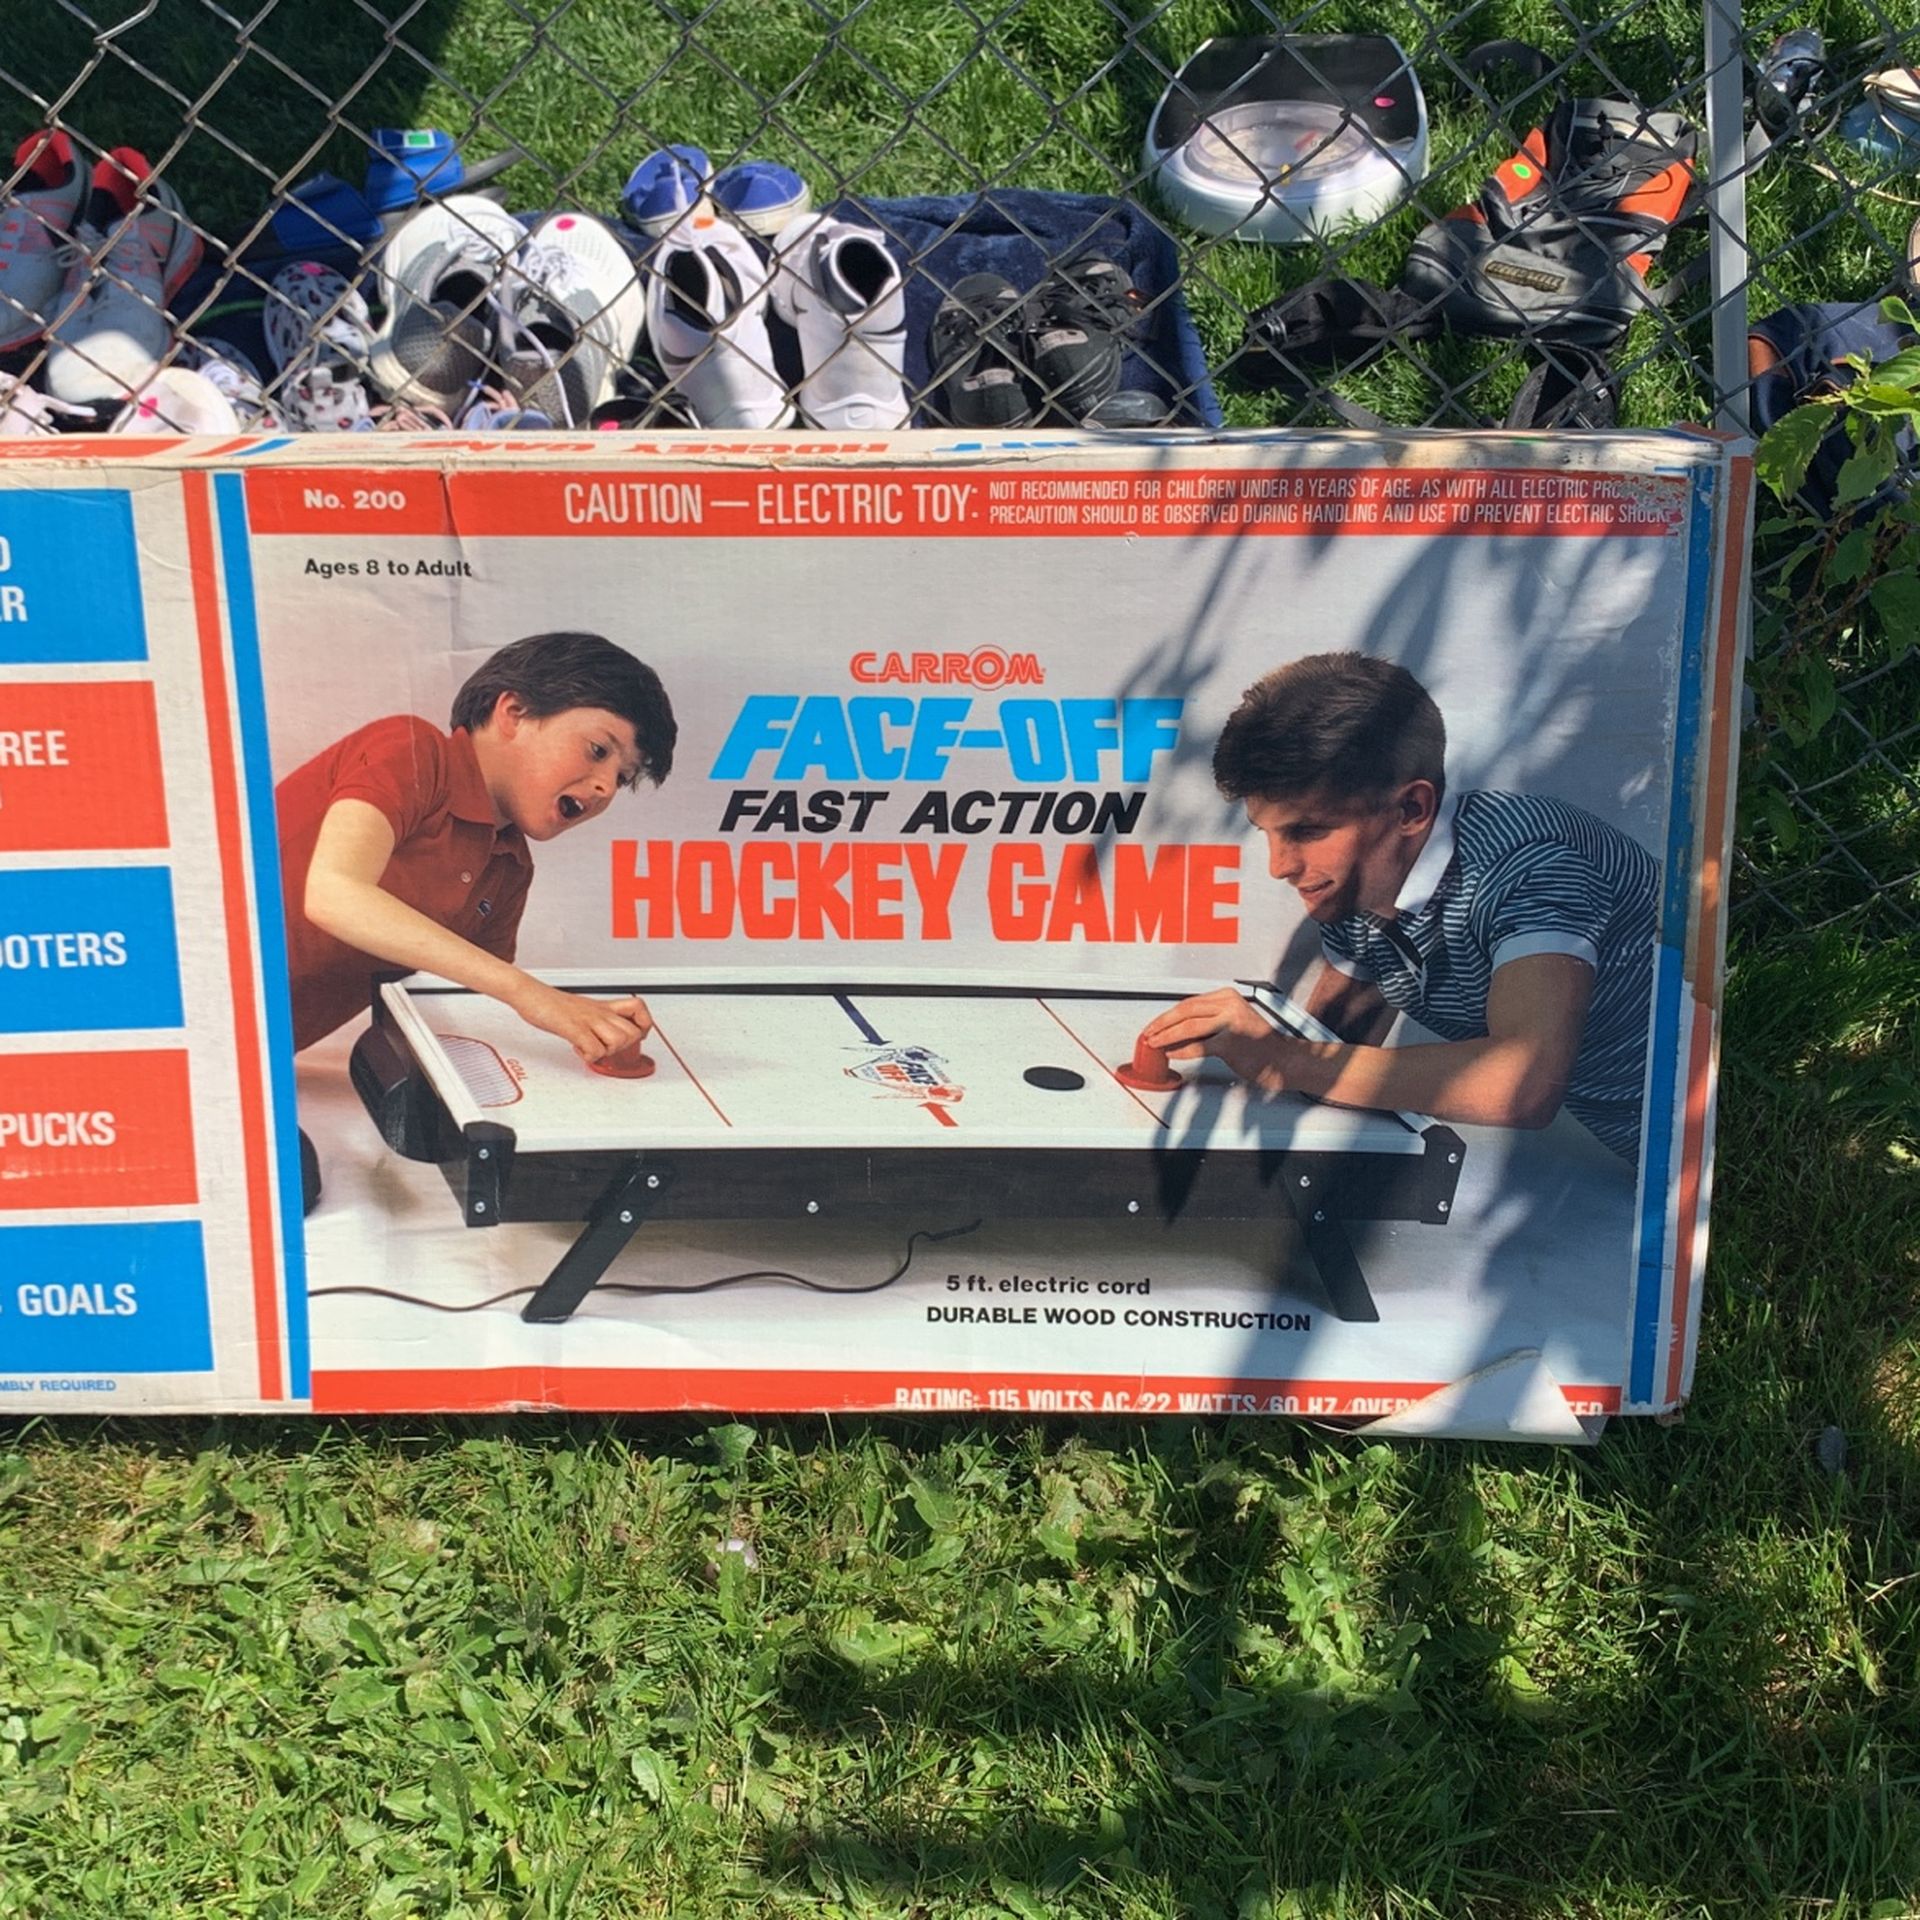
[4,0,1918,938]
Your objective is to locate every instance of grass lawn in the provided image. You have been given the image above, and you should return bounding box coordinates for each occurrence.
[3,2,1919,1915]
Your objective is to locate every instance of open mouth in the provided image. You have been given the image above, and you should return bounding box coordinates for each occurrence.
[557,794,586,822]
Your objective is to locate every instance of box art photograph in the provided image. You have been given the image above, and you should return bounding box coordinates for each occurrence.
[0,432,1741,1428]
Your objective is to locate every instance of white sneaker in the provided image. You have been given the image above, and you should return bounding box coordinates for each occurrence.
[184,340,282,429]
[0,131,87,352]
[263,261,375,429]
[497,212,645,423]
[45,148,204,408]
[365,194,522,408]
[644,213,792,429]
[108,366,241,434]
[769,213,908,429]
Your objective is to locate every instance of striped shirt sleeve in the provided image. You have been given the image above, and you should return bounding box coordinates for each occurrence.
[1473,842,1610,974]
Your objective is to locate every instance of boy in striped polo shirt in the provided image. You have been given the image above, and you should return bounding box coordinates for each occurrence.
[1142,652,1659,1162]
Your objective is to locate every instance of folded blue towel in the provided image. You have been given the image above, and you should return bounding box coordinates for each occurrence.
[832,189,1222,427]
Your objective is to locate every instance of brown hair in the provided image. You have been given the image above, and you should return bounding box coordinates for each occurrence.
[1212,652,1445,807]
[452,632,677,786]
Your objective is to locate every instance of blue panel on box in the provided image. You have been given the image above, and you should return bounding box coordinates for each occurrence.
[0,866,183,1031]
[0,490,148,664]
[0,1223,213,1373]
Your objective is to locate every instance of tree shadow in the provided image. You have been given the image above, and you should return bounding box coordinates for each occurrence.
[4,1,472,242]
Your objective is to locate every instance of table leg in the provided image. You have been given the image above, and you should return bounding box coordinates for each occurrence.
[1282,1164,1381,1323]
[520,1158,666,1324]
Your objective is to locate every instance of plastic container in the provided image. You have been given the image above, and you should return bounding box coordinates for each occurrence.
[364,129,464,214]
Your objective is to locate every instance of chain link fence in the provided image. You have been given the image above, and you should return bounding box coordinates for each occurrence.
[5,1,1918,938]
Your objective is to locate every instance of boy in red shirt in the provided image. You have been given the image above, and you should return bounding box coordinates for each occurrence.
[277,630,677,1211]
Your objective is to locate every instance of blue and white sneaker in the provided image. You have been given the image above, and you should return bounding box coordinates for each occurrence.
[620,145,711,239]
[622,147,811,240]
[712,160,810,237]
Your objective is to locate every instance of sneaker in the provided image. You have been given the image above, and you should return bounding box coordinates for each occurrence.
[365,194,521,409]
[264,260,372,371]
[277,363,372,432]
[712,160,810,237]
[1084,389,1174,427]
[644,216,792,428]
[587,359,698,429]
[0,131,87,351]
[184,339,282,429]
[926,272,1036,428]
[264,261,375,430]
[108,366,241,434]
[44,149,204,408]
[620,145,712,239]
[0,370,91,434]
[1024,256,1138,424]
[768,213,907,429]
[496,211,645,423]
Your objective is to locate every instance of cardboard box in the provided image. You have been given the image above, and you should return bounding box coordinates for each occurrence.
[0,428,1749,1438]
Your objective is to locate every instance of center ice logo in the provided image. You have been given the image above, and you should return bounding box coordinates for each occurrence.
[845,1044,964,1103]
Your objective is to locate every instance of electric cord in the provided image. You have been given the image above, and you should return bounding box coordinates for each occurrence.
[306,1217,983,1313]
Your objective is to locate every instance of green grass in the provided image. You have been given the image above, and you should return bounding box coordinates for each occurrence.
[3,5,1919,1913]
[3,991,1918,1919]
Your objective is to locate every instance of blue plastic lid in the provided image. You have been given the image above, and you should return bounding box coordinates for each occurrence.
[365,128,464,212]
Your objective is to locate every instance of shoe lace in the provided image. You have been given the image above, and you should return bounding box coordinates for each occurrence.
[51,224,104,285]
[510,240,584,304]
[493,315,588,427]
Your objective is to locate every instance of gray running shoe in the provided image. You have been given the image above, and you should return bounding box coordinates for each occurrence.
[366,194,520,408]
[496,211,645,424]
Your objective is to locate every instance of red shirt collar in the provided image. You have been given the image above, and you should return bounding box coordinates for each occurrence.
[447,726,531,865]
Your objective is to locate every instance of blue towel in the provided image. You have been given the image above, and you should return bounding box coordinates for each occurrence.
[831,190,1222,427]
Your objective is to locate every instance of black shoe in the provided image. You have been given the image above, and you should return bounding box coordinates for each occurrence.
[927,272,1037,427]
[1084,388,1172,427]
[1024,256,1141,423]
[587,357,699,429]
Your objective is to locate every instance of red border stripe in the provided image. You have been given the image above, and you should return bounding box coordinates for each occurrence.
[311,1366,1623,1417]
[183,471,285,1400]
[1666,455,1751,1406]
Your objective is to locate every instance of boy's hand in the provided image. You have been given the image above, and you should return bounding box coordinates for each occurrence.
[1143,988,1298,1093]
[508,978,654,1064]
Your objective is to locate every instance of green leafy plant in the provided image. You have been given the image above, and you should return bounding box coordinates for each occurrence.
[1743,295,1920,862]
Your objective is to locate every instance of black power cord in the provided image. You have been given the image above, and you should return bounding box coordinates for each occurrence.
[307,1218,983,1314]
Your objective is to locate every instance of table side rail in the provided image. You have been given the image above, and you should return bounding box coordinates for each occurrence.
[439,1139,1465,1230]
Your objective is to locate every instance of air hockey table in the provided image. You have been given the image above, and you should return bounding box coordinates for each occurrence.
[349,972,1465,1325]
